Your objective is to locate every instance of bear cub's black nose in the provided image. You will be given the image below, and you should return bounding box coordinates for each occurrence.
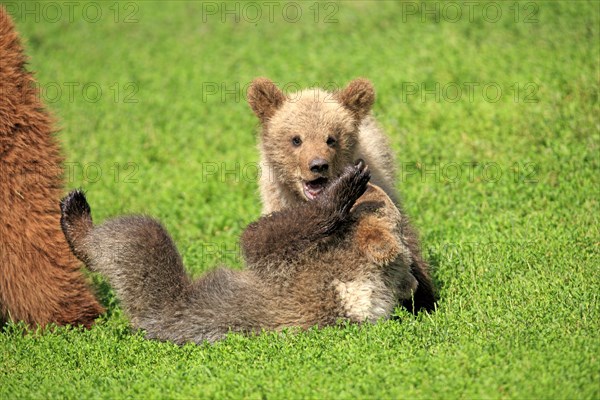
[309,158,329,174]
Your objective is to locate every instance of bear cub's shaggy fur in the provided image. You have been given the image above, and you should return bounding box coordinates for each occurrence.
[60,162,419,344]
[247,78,436,312]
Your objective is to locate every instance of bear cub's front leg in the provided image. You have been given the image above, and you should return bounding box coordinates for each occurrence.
[241,160,371,264]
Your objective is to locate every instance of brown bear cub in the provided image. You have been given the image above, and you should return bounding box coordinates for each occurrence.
[247,78,436,313]
[60,162,419,344]
[0,7,103,327]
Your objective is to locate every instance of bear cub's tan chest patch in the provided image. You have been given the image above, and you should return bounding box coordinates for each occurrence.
[333,276,395,322]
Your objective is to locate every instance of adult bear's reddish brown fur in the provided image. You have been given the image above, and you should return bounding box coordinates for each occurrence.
[0,7,103,327]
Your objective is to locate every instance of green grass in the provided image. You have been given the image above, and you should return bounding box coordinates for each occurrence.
[1,1,599,398]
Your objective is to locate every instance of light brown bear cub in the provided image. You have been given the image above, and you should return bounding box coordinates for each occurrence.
[247,78,436,313]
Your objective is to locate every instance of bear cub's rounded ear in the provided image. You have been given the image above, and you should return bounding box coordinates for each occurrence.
[247,78,286,124]
[336,78,375,120]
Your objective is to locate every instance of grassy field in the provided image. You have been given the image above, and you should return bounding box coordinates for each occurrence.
[1,1,599,398]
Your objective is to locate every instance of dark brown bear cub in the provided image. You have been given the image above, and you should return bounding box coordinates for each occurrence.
[60,162,419,344]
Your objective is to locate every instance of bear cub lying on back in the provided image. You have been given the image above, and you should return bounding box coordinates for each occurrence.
[247,78,436,312]
[61,162,418,344]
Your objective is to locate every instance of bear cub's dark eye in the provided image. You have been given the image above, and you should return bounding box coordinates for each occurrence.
[326,136,337,147]
[291,136,302,147]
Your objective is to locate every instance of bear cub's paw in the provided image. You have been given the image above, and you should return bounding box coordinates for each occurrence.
[323,159,371,216]
[60,190,91,229]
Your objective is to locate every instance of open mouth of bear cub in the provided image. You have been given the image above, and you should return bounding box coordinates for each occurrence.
[303,177,329,200]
